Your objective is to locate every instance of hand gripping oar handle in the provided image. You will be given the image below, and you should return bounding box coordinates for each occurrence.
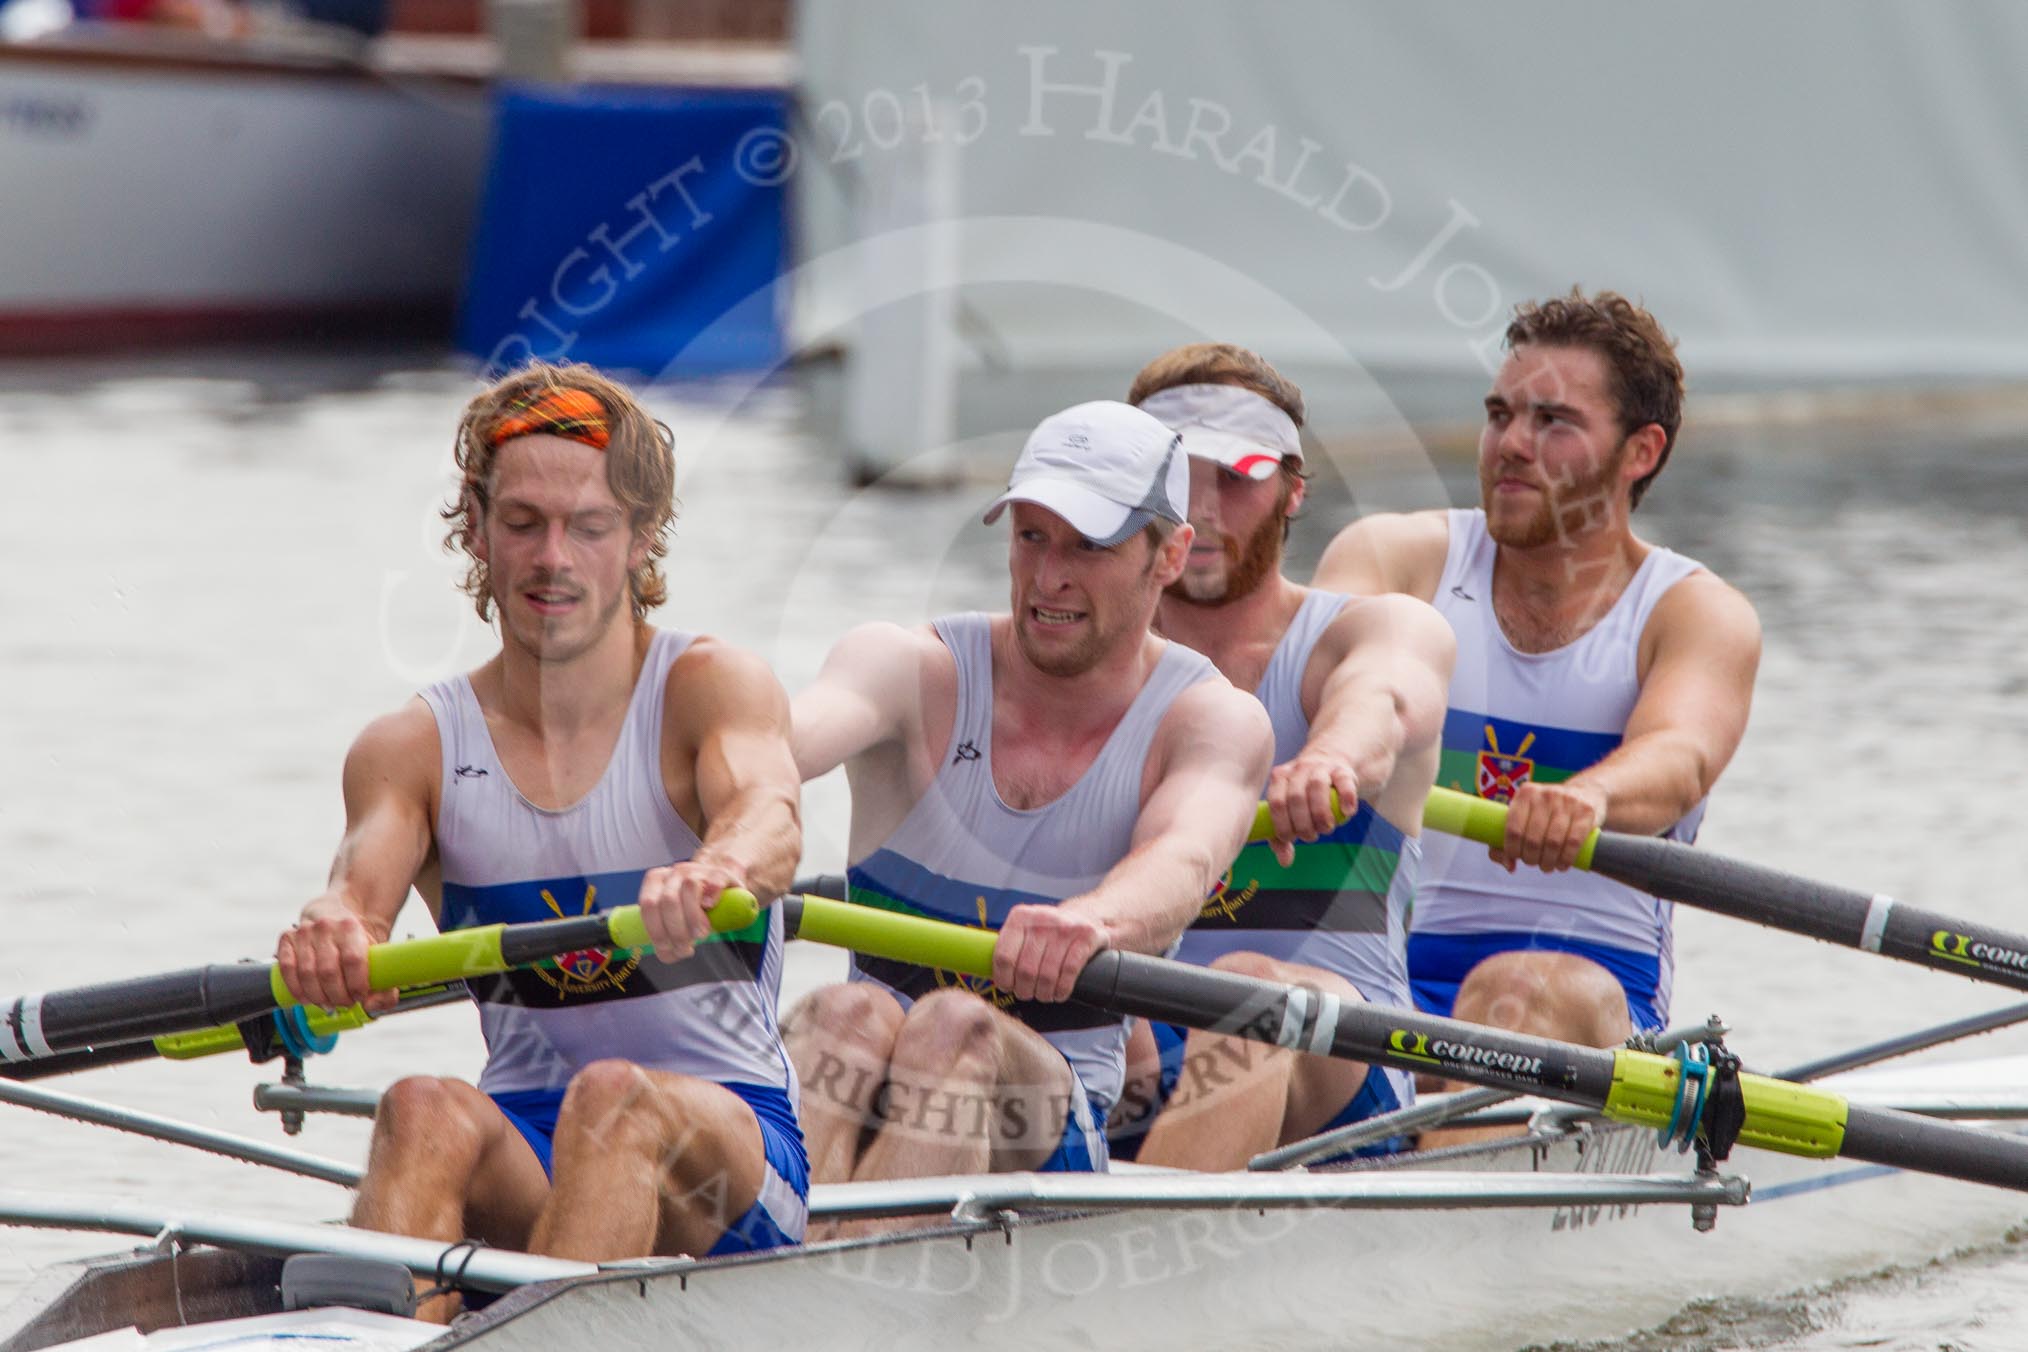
[777,893,2028,1193]
[1246,789,1344,844]
[0,891,761,1067]
[1424,786,2028,994]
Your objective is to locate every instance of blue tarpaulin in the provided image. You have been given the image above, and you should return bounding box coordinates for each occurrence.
[457,85,789,377]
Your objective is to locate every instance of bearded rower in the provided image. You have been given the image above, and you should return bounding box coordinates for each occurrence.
[782,400,1271,1225]
[1313,290,1762,1105]
[1102,345,1453,1169]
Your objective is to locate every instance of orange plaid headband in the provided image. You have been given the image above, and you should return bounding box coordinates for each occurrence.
[487,388,612,451]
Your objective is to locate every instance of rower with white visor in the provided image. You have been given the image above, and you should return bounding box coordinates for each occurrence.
[1110,345,1455,1170]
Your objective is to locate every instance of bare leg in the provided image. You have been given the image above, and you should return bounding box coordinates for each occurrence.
[782,983,904,1186]
[839,989,1078,1237]
[528,1060,774,1261]
[1420,950,1631,1149]
[1107,1017,1163,1153]
[350,1076,549,1322]
[1139,954,1371,1172]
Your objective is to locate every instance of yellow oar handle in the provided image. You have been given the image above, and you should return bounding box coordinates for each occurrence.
[276,888,762,1007]
[1247,789,1345,844]
[1422,786,1600,869]
[605,888,761,952]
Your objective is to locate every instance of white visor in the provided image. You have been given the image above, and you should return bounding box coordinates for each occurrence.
[1137,383,1303,481]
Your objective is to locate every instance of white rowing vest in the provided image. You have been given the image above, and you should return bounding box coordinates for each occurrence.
[420,629,796,1099]
[1421,509,1707,1013]
[1174,589,1419,1016]
[846,613,1218,1114]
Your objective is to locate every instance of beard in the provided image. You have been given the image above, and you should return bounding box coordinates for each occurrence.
[1482,443,1626,549]
[1166,499,1286,608]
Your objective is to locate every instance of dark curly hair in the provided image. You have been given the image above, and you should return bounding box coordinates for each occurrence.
[1505,289,1684,509]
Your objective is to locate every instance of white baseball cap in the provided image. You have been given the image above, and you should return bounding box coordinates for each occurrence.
[1136,382,1303,482]
[982,400,1187,547]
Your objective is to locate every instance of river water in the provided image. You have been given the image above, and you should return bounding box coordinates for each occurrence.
[1,350,2025,1350]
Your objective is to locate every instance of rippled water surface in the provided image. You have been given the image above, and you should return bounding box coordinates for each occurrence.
[2,352,2026,1350]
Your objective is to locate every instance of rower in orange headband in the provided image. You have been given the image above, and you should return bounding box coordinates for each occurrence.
[486,387,613,452]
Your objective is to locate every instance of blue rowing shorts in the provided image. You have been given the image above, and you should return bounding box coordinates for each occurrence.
[490,1079,808,1254]
[1407,930,1666,1032]
[1110,1021,1411,1162]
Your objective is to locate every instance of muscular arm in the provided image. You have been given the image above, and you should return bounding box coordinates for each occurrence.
[997,683,1273,1001]
[638,639,802,958]
[1270,594,1455,852]
[276,703,438,1010]
[1311,509,1451,601]
[678,640,802,900]
[789,622,926,781]
[1501,573,1762,870]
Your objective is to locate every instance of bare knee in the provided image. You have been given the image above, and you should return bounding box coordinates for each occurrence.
[1452,952,1626,1045]
[787,983,905,1061]
[892,990,1002,1078]
[554,1059,660,1147]
[372,1076,492,1162]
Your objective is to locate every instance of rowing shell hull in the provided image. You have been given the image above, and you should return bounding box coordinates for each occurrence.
[6,1057,2026,1352]
[436,1134,2024,1351]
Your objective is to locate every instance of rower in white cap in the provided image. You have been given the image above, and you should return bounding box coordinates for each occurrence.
[781,400,1272,1230]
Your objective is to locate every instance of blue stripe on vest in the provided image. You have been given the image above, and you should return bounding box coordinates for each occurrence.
[1440,708,1623,772]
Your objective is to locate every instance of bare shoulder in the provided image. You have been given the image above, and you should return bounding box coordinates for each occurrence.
[1647,570,1762,656]
[822,619,950,679]
[342,696,441,801]
[1313,509,1451,599]
[663,634,791,744]
[669,633,783,697]
[1328,590,1455,654]
[1161,675,1274,753]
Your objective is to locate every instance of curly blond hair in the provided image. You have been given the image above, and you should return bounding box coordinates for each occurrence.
[442,362,677,621]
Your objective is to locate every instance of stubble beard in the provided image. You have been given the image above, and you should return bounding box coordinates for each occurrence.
[1482,444,1625,550]
[1013,612,1107,678]
[496,571,632,666]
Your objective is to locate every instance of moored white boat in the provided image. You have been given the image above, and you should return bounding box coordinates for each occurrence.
[0,24,490,353]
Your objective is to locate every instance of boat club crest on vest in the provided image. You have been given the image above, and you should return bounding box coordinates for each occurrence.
[1477,726,1536,803]
[930,895,1016,1009]
[1199,862,1259,925]
[534,881,642,1000]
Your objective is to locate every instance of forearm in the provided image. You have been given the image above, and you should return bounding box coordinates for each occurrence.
[1062,835,1222,956]
[1570,731,1717,836]
[693,784,802,901]
[1307,682,1409,797]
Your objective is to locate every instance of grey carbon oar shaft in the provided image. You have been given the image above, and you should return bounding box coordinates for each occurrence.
[1426,787,2028,994]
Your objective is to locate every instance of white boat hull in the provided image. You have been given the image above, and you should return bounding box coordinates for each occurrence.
[0,32,488,351]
